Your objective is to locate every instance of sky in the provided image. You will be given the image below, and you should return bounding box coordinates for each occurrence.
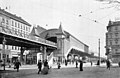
[1,0,120,57]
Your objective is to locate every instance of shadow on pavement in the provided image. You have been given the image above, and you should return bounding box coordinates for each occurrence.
[0,70,16,73]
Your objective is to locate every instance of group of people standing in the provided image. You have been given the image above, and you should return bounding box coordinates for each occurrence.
[57,59,84,71]
[37,59,49,74]
[75,60,84,71]
[106,59,120,70]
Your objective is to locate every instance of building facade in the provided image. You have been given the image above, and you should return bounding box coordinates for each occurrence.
[0,8,90,65]
[38,24,89,63]
[0,8,31,63]
[106,20,120,63]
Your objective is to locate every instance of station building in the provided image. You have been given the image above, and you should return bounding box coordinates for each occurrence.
[30,23,90,64]
[0,8,91,65]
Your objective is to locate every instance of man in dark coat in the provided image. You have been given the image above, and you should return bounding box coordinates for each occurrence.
[15,60,21,72]
[79,60,83,71]
[37,60,42,74]
[118,61,120,67]
[65,59,68,66]
[106,59,111,70]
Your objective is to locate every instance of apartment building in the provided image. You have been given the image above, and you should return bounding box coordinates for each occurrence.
[106,20,120,63]
[0,8,31,62]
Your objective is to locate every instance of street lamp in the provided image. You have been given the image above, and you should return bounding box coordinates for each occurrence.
[2,37,6,70]
[98,39,100,66]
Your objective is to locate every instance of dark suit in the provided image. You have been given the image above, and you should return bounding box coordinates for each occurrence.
[37,61,42,74]
[79,60,83,71]
[15,61,21,72]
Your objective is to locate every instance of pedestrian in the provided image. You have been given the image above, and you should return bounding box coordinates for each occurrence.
[57,62,61,69]
[13,60,16,69]
[79,59,83,71]
[106,59,111,70]
[15,60,21,72]
[76,60,78,68]
[65,59,68,66]
[97,60,100,65]
[42,59,49,75]
[90,61,93,66]
[118,61,120,67]
[44,59,49,69]
[37,60,42,74]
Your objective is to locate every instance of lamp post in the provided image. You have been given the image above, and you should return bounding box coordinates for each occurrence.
[3,37,6,70]
[98,39,100,66]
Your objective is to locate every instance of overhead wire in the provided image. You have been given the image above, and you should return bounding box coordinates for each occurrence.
[37,2,119,27]
[38,2,108,25]
[38,2,111,41]
[78,4,120,26]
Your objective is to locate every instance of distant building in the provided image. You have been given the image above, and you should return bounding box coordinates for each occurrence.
[0,8,31,62]
[106,20,120,63]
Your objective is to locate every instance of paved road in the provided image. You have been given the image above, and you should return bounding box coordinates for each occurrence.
[0,64,120,78]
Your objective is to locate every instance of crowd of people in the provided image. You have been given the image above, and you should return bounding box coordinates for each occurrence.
[11,58,120,75]
[36,58,85,75]
[12,59,50,74]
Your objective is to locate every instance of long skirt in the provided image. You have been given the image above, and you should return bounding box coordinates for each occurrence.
[41,66,49,75]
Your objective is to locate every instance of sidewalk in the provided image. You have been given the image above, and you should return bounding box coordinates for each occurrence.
[3,63,92,70]
[3,62,119,70]
[1,63,120,78]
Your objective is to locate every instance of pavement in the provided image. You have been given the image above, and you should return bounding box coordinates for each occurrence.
[0,63,120,78]
[3,62,113,70]
[0,62,94,70]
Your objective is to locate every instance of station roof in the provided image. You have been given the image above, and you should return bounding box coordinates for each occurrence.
[70,49,96,58]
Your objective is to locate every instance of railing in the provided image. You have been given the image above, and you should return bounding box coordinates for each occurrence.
[0,24,56,47]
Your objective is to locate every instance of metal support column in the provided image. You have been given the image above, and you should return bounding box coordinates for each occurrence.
[20,47,25,64]
[43,46,47,60]
[2,37,6,70]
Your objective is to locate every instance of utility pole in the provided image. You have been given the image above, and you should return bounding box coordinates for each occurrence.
[98,39,100,65]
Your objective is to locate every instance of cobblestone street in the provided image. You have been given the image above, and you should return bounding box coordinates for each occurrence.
[0,63,120,78]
